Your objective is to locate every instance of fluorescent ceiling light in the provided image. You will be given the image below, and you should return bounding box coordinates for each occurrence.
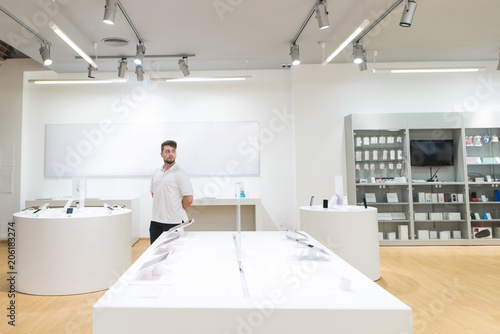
[373,67,486,73]
[151,76,251,83]
[29,79,128,85]
[48,21,98,68]
[322,19,369,65]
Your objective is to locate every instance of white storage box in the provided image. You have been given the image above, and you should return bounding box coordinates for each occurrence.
[430,231,438,239]
[439,231,450,240]
[452,230,462,239]
[398,225,409,240]
[447,212,461,220]
[418,230,429,240]
[387,232,396,240]
[429,212,443,221]
[414,212,428,220]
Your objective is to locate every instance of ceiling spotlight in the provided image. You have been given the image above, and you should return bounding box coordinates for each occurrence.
[353,43,367,71]
[400,0,417,27]
[103,0,118,25]
[290,44,300,66]
[358,60,368,72]
[118,58,127,78]
[135,65,144,81]
[315,0,330,30]
[88,64,97,78]
[134,43,146,65]
[39,44,52,66]
[178,58,190,77]
[353,43,365,64]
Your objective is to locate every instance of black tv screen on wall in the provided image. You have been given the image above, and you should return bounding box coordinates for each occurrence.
[410,139,455,166]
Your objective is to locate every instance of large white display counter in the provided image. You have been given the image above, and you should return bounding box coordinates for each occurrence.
[93,231,411,334]
[14,207,132,295]
[300,205,380,281]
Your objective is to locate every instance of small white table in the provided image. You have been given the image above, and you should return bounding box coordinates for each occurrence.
[300,205,380,280]
[14,207,132,295]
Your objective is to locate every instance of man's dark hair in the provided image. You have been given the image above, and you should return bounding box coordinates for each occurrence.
[161,140,177,152]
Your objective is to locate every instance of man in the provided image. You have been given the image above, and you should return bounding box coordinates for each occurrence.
[149,140,193,244]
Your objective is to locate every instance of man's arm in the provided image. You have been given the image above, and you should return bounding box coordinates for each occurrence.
[182,195,193,211]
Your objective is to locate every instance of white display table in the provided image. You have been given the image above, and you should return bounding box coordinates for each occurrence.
[93,231,411,334]
[300,205,380,280]
[25,198,140,245]
[14,207,132,295]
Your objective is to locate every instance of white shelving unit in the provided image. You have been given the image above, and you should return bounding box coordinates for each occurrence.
[345,111,500,246]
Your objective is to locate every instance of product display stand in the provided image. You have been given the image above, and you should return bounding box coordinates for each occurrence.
[93,231,411,334]
[300,205,380,280]
[14,207,132,295]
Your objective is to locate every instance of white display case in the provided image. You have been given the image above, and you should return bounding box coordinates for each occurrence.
[346,111,500,246]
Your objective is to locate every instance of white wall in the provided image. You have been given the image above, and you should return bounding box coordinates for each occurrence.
[0,59,44,239]
[3,59,500,240]
[21,69,296,236]
[292,61,500,212]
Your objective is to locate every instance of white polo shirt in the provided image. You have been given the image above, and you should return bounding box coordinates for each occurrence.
[150,164,193,224]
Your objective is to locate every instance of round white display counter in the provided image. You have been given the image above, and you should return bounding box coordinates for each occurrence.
[300,205,380,280]
[13,207,132,295]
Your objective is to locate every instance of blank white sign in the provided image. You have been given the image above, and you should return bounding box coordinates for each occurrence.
[45,121,259,177]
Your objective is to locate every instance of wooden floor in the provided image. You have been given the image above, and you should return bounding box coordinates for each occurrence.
[2,239,500,334]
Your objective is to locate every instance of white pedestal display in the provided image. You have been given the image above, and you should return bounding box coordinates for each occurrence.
[14,207,132,295]
[300,205,380,280]
[93,231,411,334]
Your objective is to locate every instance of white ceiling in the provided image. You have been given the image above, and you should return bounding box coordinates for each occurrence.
[0,0,499,74]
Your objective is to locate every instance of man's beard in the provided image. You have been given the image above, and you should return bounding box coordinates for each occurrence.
[164,158,175,164]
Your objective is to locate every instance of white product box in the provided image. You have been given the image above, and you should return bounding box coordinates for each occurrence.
[365,193,377,203]
[378,232,384,241]
[447,212,461,220]
[391,212,406,220]
[431,193,438,203]
[355,151,362,161]
[438,193,445,203]
[398,225,409,240]
[386,193,399,203]
[452,230,462,239]
[430,231,438,239]
[457,193,464,202]
[439,231,450,240]
[495,227,500,238]
[378,213,392,220]
[387,232,396,240]
[418,230,430,240]
[418,192,425,203]
[429,212,443,220]
[472,227,492,239]
[414,212,428,220]
[425,193,432,203]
